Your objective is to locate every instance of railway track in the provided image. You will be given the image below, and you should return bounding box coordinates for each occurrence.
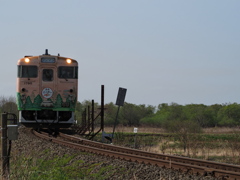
[32,130,240,179]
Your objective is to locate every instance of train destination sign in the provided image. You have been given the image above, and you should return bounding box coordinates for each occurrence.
[41,57,56,63]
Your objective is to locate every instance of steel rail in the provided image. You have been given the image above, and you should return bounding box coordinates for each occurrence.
[59,132,240,173]
[33,130,240,179]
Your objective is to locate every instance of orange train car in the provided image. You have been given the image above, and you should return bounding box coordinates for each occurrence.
[17,50,78,128]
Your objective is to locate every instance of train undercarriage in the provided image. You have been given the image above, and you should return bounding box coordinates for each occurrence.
[19,110,75,128]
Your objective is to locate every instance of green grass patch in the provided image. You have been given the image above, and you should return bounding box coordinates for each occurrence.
[10,151,124,180]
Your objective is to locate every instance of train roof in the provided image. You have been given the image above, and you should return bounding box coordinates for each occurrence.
[18,49,78,65]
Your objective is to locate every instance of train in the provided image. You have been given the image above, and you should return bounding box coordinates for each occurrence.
[16,49,78,129]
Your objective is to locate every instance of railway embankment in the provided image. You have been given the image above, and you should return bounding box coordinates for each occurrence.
[9,127,218,180]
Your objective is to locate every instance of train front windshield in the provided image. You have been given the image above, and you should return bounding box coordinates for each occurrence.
[42,69,53,81]
[18,66,38,78]
[58,66,78,79]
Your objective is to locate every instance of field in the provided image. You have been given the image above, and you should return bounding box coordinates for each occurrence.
[104,126,240,165]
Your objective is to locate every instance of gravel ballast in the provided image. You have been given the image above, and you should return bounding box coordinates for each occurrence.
[10,127,218,180]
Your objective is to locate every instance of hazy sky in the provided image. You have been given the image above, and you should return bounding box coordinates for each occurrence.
[1,1,240,106]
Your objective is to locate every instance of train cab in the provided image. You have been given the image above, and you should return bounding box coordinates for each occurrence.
[16,50,78,128]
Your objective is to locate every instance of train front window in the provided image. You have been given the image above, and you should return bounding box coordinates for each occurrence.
[18,66,38,78]
[42,69,53,81]
[58,66,78,79]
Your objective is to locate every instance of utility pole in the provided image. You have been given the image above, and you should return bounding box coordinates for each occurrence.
[112,87,127,139]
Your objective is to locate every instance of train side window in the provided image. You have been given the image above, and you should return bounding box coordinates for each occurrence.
[74,67,78,79]
[18,66,38,78]
[43,69,53,81]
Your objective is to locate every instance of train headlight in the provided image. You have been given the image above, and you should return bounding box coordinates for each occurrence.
[24,58,30,63]
[66,59,72,64]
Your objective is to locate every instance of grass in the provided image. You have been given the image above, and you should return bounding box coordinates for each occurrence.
[9,151,125,180]
[11,154,81,179]
[101,126,240,165]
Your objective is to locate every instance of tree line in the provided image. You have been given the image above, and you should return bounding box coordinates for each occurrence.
[1,96,240,128]
[79,101,240,128]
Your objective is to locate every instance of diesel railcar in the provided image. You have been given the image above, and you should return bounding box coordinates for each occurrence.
[17,50,78,128]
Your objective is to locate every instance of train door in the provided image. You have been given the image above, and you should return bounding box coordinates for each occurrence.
[40,67,57,105]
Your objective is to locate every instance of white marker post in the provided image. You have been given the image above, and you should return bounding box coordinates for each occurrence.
[134,127,138,148]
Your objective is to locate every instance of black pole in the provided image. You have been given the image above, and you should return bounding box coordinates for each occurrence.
[101,85,104,132]
[92,100,94,133]
[112,105,120,139]
[1,113,9,180]
[88,105,90,132]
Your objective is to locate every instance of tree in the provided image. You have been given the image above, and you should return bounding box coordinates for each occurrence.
[217,103,240,126]
[104,102,118,126]
[167,103,184,121]
[0,96,18,115]
[183,104,212,127]
[120,103,155,126]
[206,104,223,127]
[163,120,202,154]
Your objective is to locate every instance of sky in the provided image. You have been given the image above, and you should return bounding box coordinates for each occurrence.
[0,0,240,107]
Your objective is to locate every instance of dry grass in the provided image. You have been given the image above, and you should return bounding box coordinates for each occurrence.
[104,125,165,134]
[105,126,240,164]
[105,126,240,134]
[203,127,240,134]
